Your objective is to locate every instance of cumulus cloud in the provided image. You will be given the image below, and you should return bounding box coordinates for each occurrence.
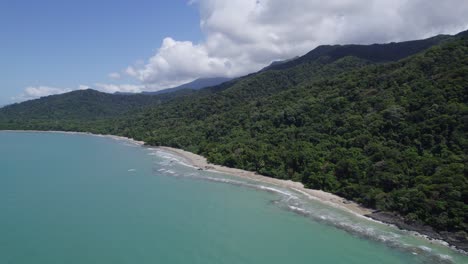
[126,0,468,88]
[15,1,468,99]
[126,38,234,87]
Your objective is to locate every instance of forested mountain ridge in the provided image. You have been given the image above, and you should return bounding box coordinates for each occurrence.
[1,31,467,247]
[0,31,457,122]
[0,88,199,122]
[267,33,453,71]
[114,36,468,238]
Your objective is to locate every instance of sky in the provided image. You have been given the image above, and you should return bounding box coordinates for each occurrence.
[1,0,468,105]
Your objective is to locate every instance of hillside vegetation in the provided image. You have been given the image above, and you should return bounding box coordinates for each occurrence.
[1,32,467,238]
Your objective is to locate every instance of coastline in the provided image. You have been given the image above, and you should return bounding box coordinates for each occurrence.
[0,130,146,146]
[156,146,374,217]
[155,146,468,254]
[1,129,466,254]
[0,130,375,216]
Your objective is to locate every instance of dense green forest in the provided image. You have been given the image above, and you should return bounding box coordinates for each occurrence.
[1,32,467,239]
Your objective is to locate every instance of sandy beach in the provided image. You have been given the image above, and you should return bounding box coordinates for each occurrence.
[157,146,375,217]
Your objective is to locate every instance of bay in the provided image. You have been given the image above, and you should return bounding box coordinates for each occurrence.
[0,132,466,263]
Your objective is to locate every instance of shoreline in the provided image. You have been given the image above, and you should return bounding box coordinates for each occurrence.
[1,129,466,254]
[1,130,375,216]
[158,146,468,254]
[156,146,375,217]
[0,131,382,216]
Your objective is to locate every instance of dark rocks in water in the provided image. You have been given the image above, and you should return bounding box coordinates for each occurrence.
[366,211,468,253]
[441,231,468,252]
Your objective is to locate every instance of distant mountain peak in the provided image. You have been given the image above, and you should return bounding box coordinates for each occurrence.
[261,56,300,71]
[143,77,232,95]
[456,29,468,37]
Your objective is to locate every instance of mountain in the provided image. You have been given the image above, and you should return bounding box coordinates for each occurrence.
[1,32,458,123]
[0,88,198,132]
[0,89,160,120]
[267,34,452,71]
[143,77,232,95]
[456,29,468,37]
[1,30,467,247]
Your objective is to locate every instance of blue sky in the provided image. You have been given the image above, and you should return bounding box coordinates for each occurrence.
[0,0,200,104]
[1,0,467,105]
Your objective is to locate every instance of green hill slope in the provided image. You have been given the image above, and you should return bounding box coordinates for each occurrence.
[0,31,454,126]
[120,35,468,240]
[1,89,147,119]
[0,88,195,131]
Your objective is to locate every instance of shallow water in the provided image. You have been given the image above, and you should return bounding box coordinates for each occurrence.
[1,132,467,264]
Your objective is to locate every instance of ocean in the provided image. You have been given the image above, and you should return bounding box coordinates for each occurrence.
[1,131,466,263]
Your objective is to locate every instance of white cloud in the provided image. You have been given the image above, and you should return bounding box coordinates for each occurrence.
[25,86,71,98]
[94,83,144,94]
[125,0,468,87]
[125,38,236,87]
[14,1,468,100]
[108,72,121,80]
[15,86,74,101]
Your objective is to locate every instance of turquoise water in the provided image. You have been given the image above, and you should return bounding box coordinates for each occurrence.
[0,132,466,264]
